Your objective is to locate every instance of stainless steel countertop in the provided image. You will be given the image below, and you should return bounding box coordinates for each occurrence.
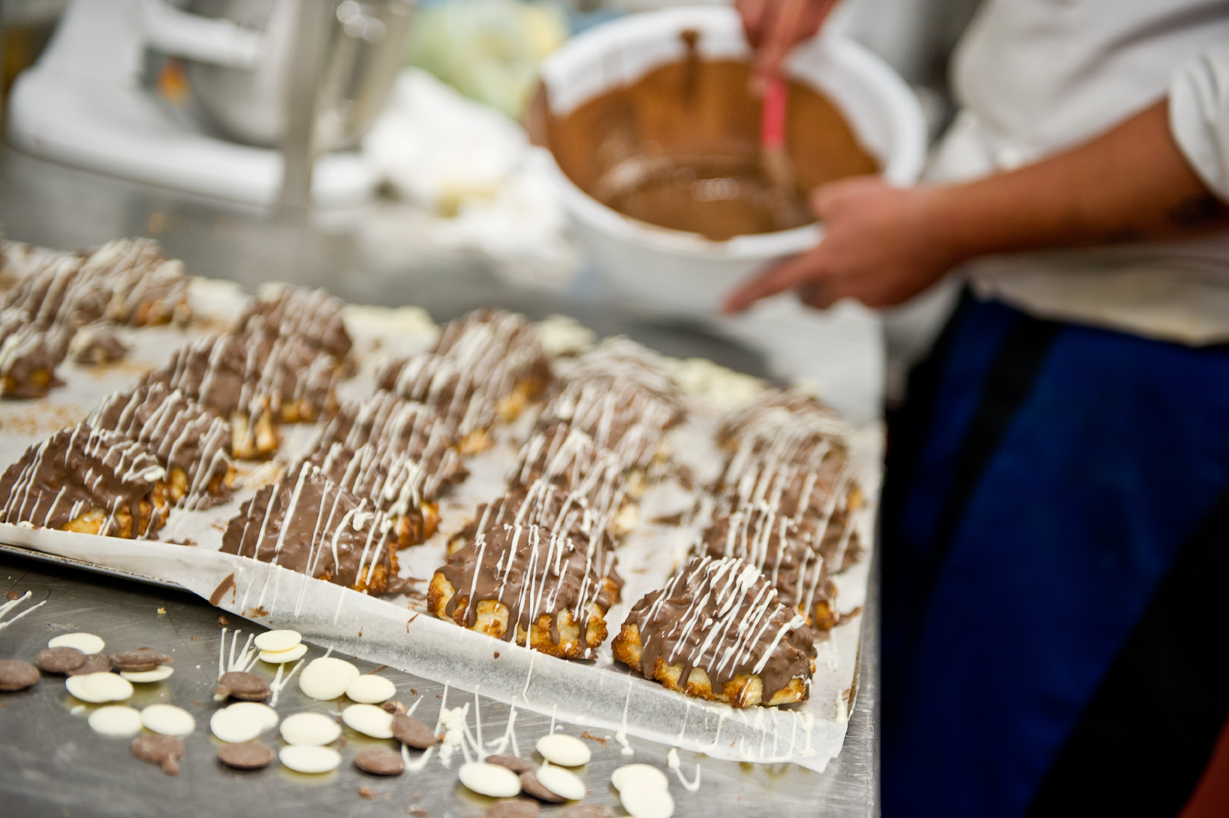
[0,145,879,817]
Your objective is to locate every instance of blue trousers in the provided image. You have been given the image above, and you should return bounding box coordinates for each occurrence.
[880,291,1229,818]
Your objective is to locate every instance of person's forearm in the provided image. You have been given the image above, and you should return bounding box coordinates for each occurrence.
[927,100,1229,265]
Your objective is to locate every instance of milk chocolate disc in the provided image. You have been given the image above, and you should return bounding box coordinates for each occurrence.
[487,799,540,818]
[35,647,87,674]
[66,653,112,676]
[391,714,436,749]
[519,771,566,803]
[486,755,533,774]
[132,734,184,775]
[110,648,173,672]
[214,671,270,702]
[354,747,404,776]
[0,660,39,691]
[218,743,275,770]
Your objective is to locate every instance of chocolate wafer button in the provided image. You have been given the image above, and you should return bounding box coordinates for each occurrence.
[486,755,533,774]
[214,671,270,702]
[0,660,39,691]
[217,743,275,770]
[391,714,436,749]
[66,653,112,676]
[519,771,566,803]
[354,747,404,776]
[110,648,173,672]
[35,646,87,674]
[132,734,184,775]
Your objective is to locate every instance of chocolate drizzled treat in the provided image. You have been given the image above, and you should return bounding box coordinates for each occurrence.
[68,320,128,365]
[145,333,278,459]
[425,308,552,448]
[0,424,169,538]
[697,506,839,631]
[509,426,638,533]
[537,377,682,475]
[75,238,191,326]
[612,556,816,707]
[2,253,84,326]
[235,283,352,361]
[563,336,682,404]
[304,440,464,548]
[220,465,400,594]
[717,388,850,459]
[428,524,615,659]
[316,391,459,468]
[712,429,864,574]
[0,314,63,398]
[449,481,621,598]
[147,332,341,457]
[88,383,235,510]
[375,352,507,452]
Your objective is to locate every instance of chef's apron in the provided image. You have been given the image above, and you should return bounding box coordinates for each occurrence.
[879,288,1229,818]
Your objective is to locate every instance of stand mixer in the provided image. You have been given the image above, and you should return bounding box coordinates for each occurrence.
[6,0,412,208]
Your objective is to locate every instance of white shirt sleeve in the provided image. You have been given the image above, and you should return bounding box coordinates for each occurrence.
[1171,39,1229,201]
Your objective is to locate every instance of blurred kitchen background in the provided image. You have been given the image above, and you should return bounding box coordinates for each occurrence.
[0,0,983,411]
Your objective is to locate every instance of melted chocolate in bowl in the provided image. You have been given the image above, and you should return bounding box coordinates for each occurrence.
[542,55,879,241]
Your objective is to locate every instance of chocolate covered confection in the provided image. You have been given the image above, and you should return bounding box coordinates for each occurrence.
[717,388,849,455]
[612,556,816,707]
[144,333,278,458]
[2,253,84,327]
[74,238,191,327]
[235,283,352,361]
[562,337,682,405]
[375,352,508,450]
[88,383,235,510]
[0,424,169,538]
[220,465,400,594]
[304,440,464,547]
[315,391,458,467]
[449,481,621,596]
[426,308,552,442]
[427,524,615,659]
[697,506,839,630]
[68,320,128,365]
[0,315,63,398]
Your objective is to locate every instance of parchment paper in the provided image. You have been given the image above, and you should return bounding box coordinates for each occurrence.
[0,278,880,773]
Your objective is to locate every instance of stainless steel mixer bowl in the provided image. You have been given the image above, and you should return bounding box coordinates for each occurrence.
[180,0,413,151]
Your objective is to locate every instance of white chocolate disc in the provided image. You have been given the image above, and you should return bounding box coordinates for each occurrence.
[253,629,302,653]
[280,712,341,746]
[49,632,105,655]
[225,701,279,732]
[66,672,133,703]
[536,763,586,800]
[345,675,396,704]
[298,657,360,701]
[621,786,675,818]
[87,705,142,737]
[120,666,174,683]
[458,762,521,798]
[612,764,670,793]
[259,643,307,664]
[279,745,341,774]
[341,704,394,739]
[211,706,264,743]
[141,704,196,737]
[537,733,591,767]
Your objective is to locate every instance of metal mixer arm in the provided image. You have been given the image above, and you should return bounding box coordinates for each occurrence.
[140,0,262,69]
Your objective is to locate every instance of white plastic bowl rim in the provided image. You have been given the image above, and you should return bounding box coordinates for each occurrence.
[537,6,927,260]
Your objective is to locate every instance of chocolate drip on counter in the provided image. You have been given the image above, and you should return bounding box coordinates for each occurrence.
[220,465,400,594]
[235,283,352,361]
[0,423,167,536]
[622,556,816,701]
[88,383,234,510]
[440,524,612,655]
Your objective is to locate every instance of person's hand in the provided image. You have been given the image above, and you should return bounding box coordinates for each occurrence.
[723,177,964,312]
[736,0,839,86]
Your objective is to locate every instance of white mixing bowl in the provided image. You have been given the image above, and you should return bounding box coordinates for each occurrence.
[537,7,926,316]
